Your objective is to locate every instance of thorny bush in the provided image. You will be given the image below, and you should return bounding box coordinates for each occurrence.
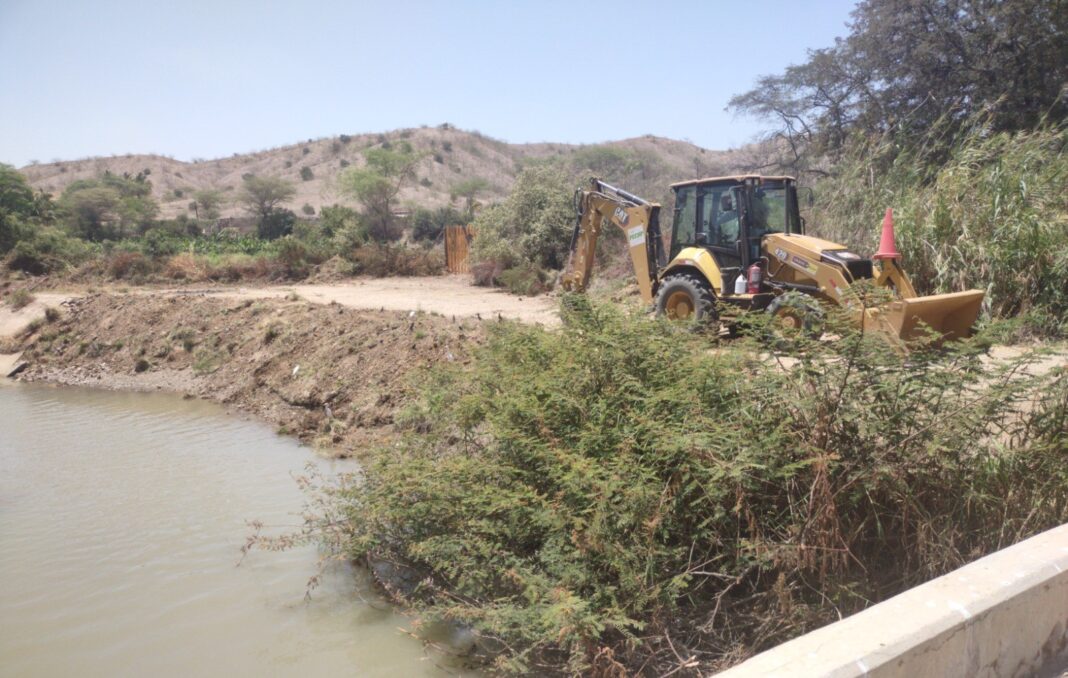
[250,297,1067,675]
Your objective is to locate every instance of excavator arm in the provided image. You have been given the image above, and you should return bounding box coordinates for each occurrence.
[561,179,665,304]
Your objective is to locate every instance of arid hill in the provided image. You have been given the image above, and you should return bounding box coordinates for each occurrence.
[17,126,765,219]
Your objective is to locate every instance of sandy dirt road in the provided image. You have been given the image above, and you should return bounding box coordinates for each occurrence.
[0,293,74,376]
[0,292,74,337]
[143,276,561,326]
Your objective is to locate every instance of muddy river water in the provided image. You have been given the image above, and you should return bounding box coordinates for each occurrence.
[0,383,459,677]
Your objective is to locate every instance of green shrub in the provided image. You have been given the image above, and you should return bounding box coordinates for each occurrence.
[141,228,184,257]
[345,243,444,277]
[6,227,93,275]
[262,320,284,344]
[262,302,1068,675]
[6,288,34,309]
[300,166,314,181]
[107,251,155,279]
[200,254,280,282]
[276,237,313,278]
[301,203,315,216]
[258,208,296,240]
[497,261,549,296]
[192,347,223,374]
[169,327,196,352]
[470,165,574,278]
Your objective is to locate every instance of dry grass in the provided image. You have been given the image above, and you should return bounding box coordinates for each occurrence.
[6,288,35,310]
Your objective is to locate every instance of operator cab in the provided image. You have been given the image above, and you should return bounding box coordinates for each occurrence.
[669,175,802,285]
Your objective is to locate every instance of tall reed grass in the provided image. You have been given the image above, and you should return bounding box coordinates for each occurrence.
[810,116,1067,337]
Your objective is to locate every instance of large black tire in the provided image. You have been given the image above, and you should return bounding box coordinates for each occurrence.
[765,292,824,344]
[655,273,717,327]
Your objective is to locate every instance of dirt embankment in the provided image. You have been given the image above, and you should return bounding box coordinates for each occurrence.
[11,293,488,456]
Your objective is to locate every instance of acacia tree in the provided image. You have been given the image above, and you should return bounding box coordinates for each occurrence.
[729,0,1068,164]
[190,189,225,222]
[61,187,120,241]
[338,143,420,241]
[450,177,489,215]
[238,175,295,239]
[0,164,36,253]
[58,171,158,240]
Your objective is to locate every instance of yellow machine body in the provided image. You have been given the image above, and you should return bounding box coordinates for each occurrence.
[762,232,985,343]
[562,177,986,345]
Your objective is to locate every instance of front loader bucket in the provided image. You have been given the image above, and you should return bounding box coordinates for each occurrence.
[866,289,986,344]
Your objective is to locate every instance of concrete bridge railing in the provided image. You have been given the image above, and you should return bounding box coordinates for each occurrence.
[715,523,1068,678]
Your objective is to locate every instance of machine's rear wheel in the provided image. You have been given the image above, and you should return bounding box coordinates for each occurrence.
[655,274,717,328]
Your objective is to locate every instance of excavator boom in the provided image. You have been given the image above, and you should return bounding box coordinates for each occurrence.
[562,179,663,304]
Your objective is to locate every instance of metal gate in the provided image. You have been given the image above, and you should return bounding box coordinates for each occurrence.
[444,225,477,273]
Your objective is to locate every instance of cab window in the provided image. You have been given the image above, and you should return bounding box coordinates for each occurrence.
[671,185,696,258]
[749,184,798,235]
[699,185,739,248]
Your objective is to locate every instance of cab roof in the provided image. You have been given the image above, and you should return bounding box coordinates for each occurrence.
[669,175,796,189]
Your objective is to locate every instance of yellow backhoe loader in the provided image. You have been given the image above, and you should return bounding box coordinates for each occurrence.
[561,176,985,345]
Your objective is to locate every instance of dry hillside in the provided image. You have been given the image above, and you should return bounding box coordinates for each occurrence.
[18,125,765,219]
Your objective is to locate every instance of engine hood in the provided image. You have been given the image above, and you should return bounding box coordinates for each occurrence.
[766,233,849,253]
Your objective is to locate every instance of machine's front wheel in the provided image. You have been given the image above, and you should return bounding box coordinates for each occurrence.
[655,274,717,328]
[765,292,824,344]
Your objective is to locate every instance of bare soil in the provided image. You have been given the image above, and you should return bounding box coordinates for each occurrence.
[0,276,554,455]
[0,292,73,336]
[11,292,490,456]
[4,278,1064,460]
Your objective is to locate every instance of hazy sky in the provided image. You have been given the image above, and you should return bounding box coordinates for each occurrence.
[0,0,857,168]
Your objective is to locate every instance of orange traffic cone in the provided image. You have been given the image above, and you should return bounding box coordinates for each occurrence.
[872,208,901,260]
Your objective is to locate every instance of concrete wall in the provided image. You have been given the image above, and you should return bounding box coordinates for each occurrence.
[715,523,1068,678]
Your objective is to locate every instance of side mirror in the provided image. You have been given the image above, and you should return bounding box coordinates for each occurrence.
[804,187,815,207]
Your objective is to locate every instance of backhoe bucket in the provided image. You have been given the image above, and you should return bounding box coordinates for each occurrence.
[866,290,986,344]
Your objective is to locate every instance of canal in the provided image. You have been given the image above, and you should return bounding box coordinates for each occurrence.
[0,382,458,677]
